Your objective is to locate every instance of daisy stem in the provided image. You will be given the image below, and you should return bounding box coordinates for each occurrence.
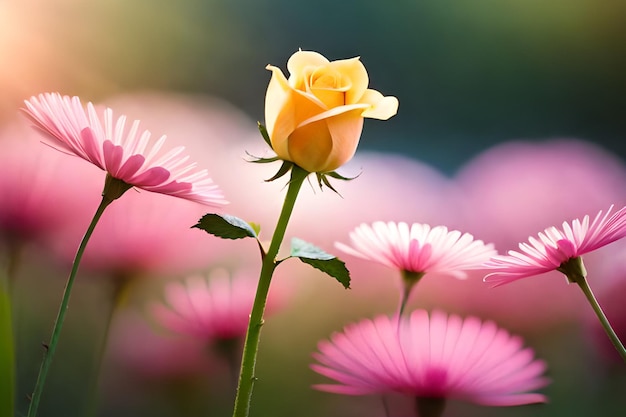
[398,291,409,318]
[27,195,114,417]
[398,271,424,317]
[232,165,308,417]
[576,277,626,363]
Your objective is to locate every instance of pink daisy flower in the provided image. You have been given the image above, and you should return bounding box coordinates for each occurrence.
[150,269,286,341]
[336,222,496,279]
[336,222,496,314]
[20,93,228,416]
[312,309,549,414]
[483,206,626,362]
[484,205,626,287]
[22,92,227,206]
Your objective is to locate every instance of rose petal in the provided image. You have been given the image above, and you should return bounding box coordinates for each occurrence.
[323,111,364,172]
[287,50,330,88]
[297,103,370,128]
[328,57,369,104]
[286,119,333,172]
[264,65,295,144]
[360,90,399,120]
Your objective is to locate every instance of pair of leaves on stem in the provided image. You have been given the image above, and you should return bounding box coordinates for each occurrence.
[193,213,351,289]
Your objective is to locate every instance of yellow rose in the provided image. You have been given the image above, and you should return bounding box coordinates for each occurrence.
[264,50,399,173]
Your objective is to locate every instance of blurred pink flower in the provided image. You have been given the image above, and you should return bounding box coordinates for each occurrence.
[22,92,227,206]
[484,205,626,286]
[456,140,626,249]
[150,269,287,341]
[0,122,99,246]
[312,310,549,410]
[336,222,495,279]
[288,152,460,249]
[49,189,218,275]
[108,312,213,380]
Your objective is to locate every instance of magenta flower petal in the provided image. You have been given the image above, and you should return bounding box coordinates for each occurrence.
[23,92,227,206]
[130,166,171,187]
[148,179,193,195]
[102,139,125,175]
[311,310,549,407]
[336,221,496,279]
[79,128,106,170]
[485,205,626,286]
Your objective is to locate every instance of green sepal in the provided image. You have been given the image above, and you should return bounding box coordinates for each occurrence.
[245,151,280,164]
[289,237,351,289]
[102,174,133,202]
[557,256,587,284]
[316,173,341,194]
[325,170,361,181]
[193,213,258,239]
[315,170,360,195]
[266,160,294,182]
[257,122,272,148]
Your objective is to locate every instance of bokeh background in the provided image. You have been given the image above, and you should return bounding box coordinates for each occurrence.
[2,1,626,416]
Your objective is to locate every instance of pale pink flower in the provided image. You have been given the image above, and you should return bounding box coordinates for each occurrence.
[22,92,227,206]
[484,205,626,286]
[455,140,626,251]
[108,312,213,379]
[49,189,219,275]
[336,222,496,279]
[0,122,99,246]
[312,310,549,409]
[151,269,287,341]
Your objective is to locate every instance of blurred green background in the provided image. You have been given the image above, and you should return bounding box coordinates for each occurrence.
[2,1,626,417]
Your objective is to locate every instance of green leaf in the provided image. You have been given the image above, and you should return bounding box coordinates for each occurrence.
[249,222,261,236]
[299,257,351,289]
[193,213,258,239]
[0,288,15,417]
[290,237,334,259]
[290,238,351,289]
[257,122,272,148]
